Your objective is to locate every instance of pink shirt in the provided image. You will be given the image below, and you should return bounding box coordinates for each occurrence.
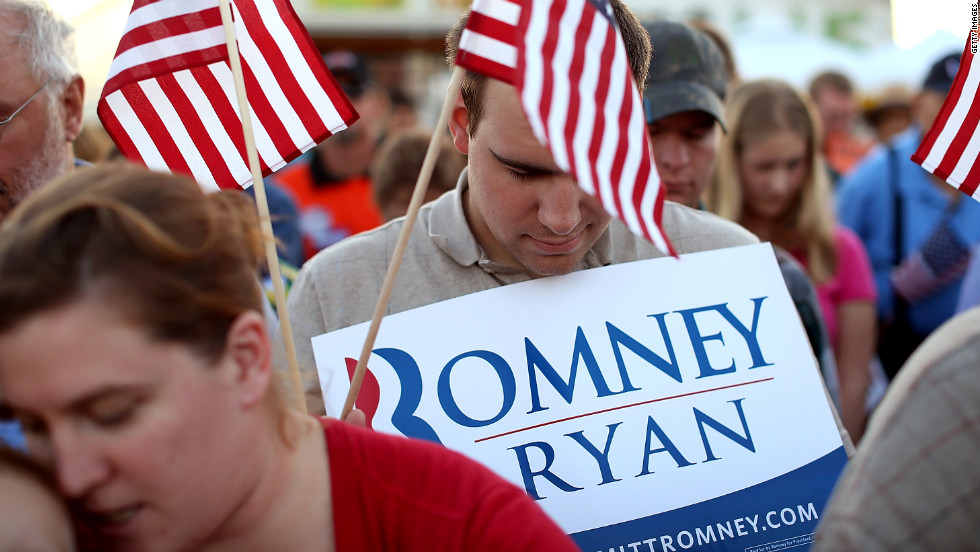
[792,226,877,346]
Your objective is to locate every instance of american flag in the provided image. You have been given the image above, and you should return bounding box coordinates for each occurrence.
[455,0,520,85]
[891,217,971,303]
[455,0,675,255]
[98,0,357,191]
[912,37,980,203]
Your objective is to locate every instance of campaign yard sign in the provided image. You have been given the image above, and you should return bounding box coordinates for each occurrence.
[312,243,848,551]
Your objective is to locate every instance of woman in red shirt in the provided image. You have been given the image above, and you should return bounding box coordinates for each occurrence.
[0,163,577,552]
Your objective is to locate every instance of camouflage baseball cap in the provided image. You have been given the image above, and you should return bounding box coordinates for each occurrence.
[642,21,728,131]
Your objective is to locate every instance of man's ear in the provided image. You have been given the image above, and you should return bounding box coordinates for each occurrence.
[448,91,470,155]
[61,75,84,143]
[223,311,272,409]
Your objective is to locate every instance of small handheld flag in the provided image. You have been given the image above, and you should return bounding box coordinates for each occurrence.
[454,0,520,85]
[912,37,980,203]
[455,0,675,256]
[98,0,358,191]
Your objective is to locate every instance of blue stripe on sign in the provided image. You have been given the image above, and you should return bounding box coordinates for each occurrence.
[571,447,848,552]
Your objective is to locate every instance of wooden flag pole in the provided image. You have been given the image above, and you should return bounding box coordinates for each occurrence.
[341,68,464,419]
[218,0,306,414]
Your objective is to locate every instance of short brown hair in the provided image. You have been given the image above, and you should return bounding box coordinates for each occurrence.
[808,70,855,100]
[371,128,465,211]
[446,0,651,134]
[0,162,264,362]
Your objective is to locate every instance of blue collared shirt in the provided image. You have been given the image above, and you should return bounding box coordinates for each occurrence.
[837,127,980,334]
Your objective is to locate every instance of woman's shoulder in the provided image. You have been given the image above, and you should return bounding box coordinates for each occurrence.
[832,225,869,260]
[321,418,529,514]
[830,225,877,298]
[321,419,577,551]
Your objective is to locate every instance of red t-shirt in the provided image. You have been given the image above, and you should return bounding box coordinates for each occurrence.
[323,419,580,551]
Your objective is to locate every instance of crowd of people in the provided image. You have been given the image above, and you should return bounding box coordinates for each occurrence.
[0,0,977,550]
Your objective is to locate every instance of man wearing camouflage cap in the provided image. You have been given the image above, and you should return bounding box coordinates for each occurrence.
[642,20,728,210]
[642,21,846,417]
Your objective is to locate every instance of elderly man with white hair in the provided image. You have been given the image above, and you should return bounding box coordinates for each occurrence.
[0,0,84,448]
[0,0,84,220]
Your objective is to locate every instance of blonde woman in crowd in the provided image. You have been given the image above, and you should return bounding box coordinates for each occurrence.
[710,79,878,443]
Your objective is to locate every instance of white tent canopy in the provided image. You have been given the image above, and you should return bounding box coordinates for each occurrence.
[733,13,964,95]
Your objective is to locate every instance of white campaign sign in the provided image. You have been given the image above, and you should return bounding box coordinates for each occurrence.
[312,243,847,551]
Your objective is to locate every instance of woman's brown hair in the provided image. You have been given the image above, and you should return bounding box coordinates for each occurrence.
[0,162,264,362]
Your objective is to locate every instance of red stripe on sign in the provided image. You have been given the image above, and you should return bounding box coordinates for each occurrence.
[475,378,775,443]
[345,357,381,429]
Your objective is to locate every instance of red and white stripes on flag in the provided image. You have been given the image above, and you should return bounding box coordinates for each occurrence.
[519,0,674,255]
[98,0,357,191]
[457,0,675,255]
[455,0,520,85]
[912,37,980,203]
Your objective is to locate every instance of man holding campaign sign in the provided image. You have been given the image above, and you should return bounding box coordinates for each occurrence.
[281,0,852,550]
[282,0,759,415]
[310,245,850,550]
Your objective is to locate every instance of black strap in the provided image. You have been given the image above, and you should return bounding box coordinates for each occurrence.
[887,146,910,322]
[888,146,902,269]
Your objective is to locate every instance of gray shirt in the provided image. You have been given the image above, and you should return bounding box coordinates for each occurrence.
[280,170,760,415]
